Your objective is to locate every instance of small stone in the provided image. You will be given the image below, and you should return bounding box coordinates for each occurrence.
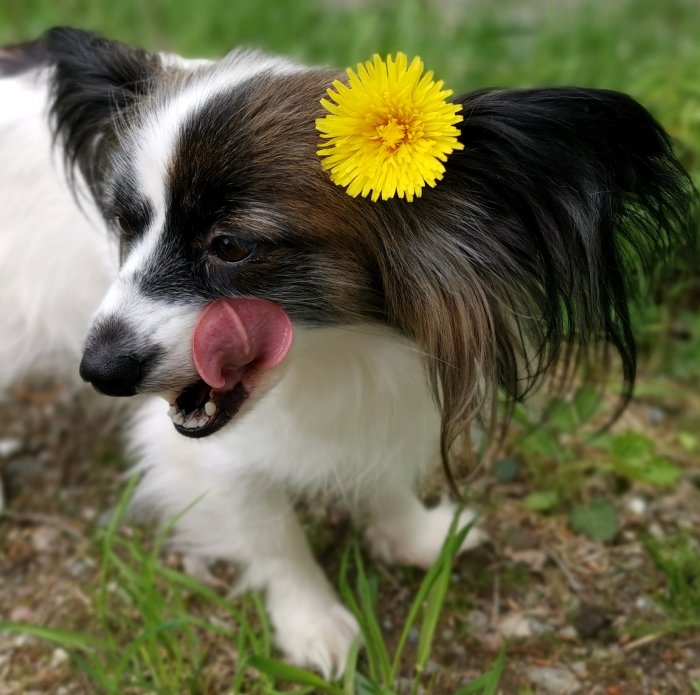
[573,603,612,640]
[648,405,666,425]
[69,559,92,578]
[51,648,70,667]
[407,627,420,645]
[559,625,579,641]
[32,525,60,553]
[569,661,588,678]
[626,497,647,516]
[467,609,488,630]
[527,666,581,694]
[451,643,467,657]
[424,660,440,675]
[0,438,21,457]
[10,606,34,622]
[498,612,534,638]
[649,522,665,539]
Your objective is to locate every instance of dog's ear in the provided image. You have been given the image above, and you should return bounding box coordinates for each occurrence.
[43,27,161,193]
[381,87,698,477]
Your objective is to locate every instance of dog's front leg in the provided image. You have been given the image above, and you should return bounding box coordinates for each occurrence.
[130,405,358,679]
[231,482,360,678]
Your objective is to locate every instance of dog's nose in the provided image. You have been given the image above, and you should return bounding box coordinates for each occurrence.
[79,346,145,396]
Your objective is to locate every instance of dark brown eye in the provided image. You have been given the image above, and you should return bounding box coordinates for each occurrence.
[209,235,255,264]
[114,216,133,237]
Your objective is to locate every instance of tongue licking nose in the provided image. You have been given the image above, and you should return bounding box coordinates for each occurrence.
[193,298,293,390]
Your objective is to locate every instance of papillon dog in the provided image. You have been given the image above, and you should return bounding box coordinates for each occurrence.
[0,28,696,677]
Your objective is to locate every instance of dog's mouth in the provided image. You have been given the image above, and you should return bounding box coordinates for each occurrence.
[168,298,293,439]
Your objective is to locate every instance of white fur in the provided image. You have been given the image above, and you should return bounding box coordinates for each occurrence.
[0,60,485,678]
[0,69,116,388]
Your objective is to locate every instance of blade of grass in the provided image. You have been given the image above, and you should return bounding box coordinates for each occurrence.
[453,648,506,695]
[390,508,475,681]
[352,541,392,682]
[0,622,101,650]
[247,654,343,694]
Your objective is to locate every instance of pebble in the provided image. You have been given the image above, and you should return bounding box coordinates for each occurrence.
[69,559,92,578]
[648,522,665,539]
[498,613,534,637]
[51,648,70,667]
[424,660,440,675]
[467,609,488,630]
[0,437,21,457]
[9,606,35,622]
[32,525,60,553]
[574,603,611,640]
[569,661,588,678]
[647,405,666,425]
[527,666,581,694]
[407,627,420,645]
[559,625,579,641]
[625,496,647,516]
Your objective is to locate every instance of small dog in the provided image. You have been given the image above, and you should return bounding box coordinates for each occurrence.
[0,28,696,677]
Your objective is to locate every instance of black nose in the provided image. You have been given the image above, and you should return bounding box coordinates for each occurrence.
[79,347,145,396]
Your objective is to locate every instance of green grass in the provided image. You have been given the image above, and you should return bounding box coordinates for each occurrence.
[644,532,700,636]
[1,0,699,691]
[2,0,700,171]
[0,481,503,694]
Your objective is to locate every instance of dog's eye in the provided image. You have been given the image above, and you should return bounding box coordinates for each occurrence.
[209,235,255,264]
[114,216,133,237]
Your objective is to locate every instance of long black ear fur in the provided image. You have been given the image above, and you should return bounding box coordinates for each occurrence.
[450,87,697,395]
[385,87,698,476]
[42,27,160,195]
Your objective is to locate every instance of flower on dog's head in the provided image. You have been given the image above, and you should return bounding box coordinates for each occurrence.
[316,52,464,203]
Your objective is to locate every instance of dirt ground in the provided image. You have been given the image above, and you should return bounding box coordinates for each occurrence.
[0,376,699,695]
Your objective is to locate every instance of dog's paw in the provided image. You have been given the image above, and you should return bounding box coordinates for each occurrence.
[272,598,360,679]
[366,500,486,570]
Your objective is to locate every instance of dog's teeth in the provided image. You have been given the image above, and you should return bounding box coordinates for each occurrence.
[172,412,184,426]
[196,416,208,428]
[204,401,216,416]
[168,405,177,417]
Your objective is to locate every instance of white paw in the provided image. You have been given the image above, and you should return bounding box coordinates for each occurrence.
[366,501,486,570]
[271,597,360,679]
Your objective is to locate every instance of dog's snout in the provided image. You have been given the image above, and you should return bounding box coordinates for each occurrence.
[79,318,158,397]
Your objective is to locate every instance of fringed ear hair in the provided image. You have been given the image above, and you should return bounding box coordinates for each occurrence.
[378,87,698,482]
[42,27,161,196]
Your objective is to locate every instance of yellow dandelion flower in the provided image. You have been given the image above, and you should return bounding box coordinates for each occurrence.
[316,52,464,203]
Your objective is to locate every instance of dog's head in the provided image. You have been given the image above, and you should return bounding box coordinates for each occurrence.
[41,28,696,460]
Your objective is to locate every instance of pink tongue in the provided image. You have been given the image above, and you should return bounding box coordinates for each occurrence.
[192,298,293,390]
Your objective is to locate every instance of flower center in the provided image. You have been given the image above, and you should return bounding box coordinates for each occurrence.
[376,117,410,151]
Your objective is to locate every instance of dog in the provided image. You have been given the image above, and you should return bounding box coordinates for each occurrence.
[0,28,696,677]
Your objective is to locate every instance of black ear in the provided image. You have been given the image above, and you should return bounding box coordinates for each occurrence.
[440,86,697,399]
[382,87,697,478]
[43,27,161,194]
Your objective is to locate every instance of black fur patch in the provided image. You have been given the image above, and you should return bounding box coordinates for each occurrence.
[43,27,160,197]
